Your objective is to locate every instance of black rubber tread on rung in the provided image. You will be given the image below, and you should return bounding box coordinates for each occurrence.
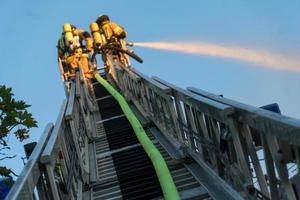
[112,155,148,167]
[102,115,130,124]
[103,124,134,136]
[116,168,157,182]
[113,153,149,162]
[117,171,158,185]
[104,128,135,138]
[97,100,121,111]
[102,119,131,129]
[107,137,137,146]
[113,155,148,163]
[103,126,133,135]
[111,146,145,158]
[172,172,194,182]
[97,97,119,109]
[111,151,146,162]
[104,133,136,144]
[103,130,135,141]
[168,162,185,169]
[121,179,163,194]
[176,182,200,192]
[117,175,159,188]
[96,99,118,108]
[104,121,139,150]
[102,127,134,136]
[105,135,138,146]
[112,148,163,199]
[111,157,149,171]
[122,185,163,200]
[98,106,124,120]
[121,181,162,200]
[106,137,139,150]
[122,181,162,194]
[112,154,150,167]
[102,117,132,131]
[104,127,135,137]
[103,128,133,135]
[117,165,155,180]
[125,190,163,200]
[113,158,151,173]
[161,156,173,162]
[106,142,138,151]
[93,180,120,191]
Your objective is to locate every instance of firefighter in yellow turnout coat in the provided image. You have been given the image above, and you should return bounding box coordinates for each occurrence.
[57,24,94,81]
[89,15,130,71]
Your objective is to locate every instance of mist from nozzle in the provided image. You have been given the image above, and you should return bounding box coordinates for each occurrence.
[134,41,300,73]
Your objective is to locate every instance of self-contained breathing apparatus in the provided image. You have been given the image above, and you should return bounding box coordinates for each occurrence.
[89,18,143,71]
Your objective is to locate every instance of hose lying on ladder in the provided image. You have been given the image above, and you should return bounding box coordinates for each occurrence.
[94,73,180,200]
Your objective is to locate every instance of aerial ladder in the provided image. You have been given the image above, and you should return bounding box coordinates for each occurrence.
[5,38,300,200]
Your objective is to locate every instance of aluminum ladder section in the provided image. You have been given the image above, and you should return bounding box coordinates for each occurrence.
[5,72,95,200]
[5,70,211,200]
[90,75,210,200]
[7,58,300,200]
[108,54,300,200]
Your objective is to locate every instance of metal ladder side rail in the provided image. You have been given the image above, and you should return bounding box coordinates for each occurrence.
[6,72,94,200]
[110,61,300,199]
[113,66,243,200]
[5,100,69,200]
[39,74,94,200]
[4,124,54,200]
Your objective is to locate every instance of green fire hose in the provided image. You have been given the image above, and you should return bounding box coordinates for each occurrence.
[95,73,180,200]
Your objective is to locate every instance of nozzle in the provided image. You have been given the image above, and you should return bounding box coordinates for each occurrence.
[126,41,134,47]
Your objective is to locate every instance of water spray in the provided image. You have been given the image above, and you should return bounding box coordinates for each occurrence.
[133,41,300,73]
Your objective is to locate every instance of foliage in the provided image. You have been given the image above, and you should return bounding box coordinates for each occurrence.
[0,85,37,177]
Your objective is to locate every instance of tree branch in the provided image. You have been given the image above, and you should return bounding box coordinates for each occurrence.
[7,124,18,133]
[0,155,16,161]
[0,152,8,156]
[0,110,4,121]
[0,146,10,151]
[0,138,8,147]
[9,169,18,177]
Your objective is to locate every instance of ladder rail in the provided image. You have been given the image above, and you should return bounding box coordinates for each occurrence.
[6,72,93,200]
[4,124,54,200]
[109,61,300,199]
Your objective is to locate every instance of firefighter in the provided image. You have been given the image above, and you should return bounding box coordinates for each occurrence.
[91,15,132,68]
[57,24,94,81]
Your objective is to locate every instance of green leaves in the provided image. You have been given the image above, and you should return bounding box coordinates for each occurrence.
[0,85,37,141]
[0,85,38,177]
[0,166,13,177]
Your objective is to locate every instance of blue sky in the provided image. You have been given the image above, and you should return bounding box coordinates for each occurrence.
[1,0,300,176]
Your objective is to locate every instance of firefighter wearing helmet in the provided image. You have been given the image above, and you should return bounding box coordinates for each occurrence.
[89,15,131,69]
[57,24,94,82]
